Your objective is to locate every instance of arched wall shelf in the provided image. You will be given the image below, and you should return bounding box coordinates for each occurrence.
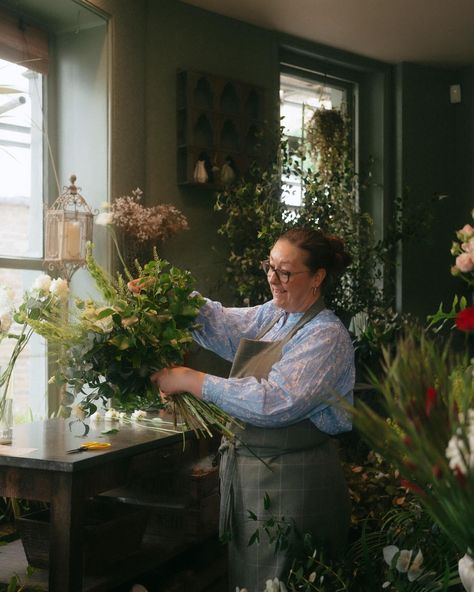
[177,69,264,187]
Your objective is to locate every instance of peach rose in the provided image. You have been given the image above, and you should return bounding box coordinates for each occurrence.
[455,252,474,273]
[460,224,474,235]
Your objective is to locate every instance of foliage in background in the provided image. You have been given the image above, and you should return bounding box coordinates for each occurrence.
[215,135,294,305]
[215,112,429,321]
[352,308,416,384]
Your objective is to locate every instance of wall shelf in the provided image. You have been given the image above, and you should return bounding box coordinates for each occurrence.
[177,69,264,187]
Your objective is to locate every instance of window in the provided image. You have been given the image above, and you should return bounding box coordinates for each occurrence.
[0,56,47,420]
[280,70,352,207]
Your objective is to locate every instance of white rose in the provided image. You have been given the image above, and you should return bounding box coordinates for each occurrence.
[95,212,114,226]
[33,274,52,292]
[0,310,12,333]
[131,409,147,421]
[49,278,69,301]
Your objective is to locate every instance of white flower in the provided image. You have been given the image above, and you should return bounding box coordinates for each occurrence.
[264,579,286,592]
[105,408,121,421]
[95,212,114,226]
[446,430,474,476]
[131,409,147,421]
[396,549,413,573]
[382,582,390,589]
[90,411,104,422]
[32,273,52,292]
[383,545,399,566]
[0,310,12,333]
[49,278,69,301]
[383,546,424,582]
[407,549,424,582]
[459,553,474,592]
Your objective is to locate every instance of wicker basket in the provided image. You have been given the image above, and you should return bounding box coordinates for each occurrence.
[16,498,149,574]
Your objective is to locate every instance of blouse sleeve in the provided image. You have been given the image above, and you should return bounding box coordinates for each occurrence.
[192,297,281,362]
[201,314,355,432]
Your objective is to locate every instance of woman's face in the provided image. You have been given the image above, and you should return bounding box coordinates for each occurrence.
[267,239,326,313]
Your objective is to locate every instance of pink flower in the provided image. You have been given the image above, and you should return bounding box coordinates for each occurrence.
[462,237,474,254]
[455,253,474,272]
[461,224,474,234]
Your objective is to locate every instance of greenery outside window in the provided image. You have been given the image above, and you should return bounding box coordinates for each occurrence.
[280,69,354,207]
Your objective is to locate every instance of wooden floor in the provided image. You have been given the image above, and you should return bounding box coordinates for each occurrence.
[0,535,227,592]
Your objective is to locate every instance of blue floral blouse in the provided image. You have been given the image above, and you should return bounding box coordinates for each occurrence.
[193,298,355,435]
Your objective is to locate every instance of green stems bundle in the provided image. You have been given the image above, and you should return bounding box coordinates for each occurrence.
[171,392,243,439]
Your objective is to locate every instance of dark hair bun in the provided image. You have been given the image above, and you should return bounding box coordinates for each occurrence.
[326,234,352,273]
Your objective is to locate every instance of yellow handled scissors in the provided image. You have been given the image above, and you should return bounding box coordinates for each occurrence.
[66,441,112,454]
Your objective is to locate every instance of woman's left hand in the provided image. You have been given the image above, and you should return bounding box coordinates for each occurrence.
[150,367,206,398]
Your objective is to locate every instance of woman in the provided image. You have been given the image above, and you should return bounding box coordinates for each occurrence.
[151,228,354,592]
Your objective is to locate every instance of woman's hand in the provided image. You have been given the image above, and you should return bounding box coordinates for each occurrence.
[151,367,206,398]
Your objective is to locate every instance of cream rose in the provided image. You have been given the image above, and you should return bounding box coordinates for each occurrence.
[49,277,69,301]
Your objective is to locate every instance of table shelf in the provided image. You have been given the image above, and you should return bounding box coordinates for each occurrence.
[0,534,200,591]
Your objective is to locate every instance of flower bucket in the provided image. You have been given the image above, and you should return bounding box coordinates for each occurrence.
[16,498,149,574]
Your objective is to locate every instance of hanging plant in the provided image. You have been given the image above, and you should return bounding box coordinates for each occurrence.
[305,108,349,183]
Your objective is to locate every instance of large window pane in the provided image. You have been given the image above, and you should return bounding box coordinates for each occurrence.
[0,58,43,259]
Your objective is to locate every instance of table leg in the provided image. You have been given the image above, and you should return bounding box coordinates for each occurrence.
[49,473,85,592]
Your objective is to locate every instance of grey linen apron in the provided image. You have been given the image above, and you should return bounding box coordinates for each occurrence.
[219,298,351,592]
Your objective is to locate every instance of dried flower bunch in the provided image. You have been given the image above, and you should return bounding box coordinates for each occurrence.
[105,188,189,243]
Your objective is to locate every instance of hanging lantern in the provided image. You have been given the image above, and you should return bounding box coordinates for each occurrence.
[45,174,94,280]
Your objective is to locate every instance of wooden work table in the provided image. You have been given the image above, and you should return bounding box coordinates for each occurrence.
[0,417,206,592]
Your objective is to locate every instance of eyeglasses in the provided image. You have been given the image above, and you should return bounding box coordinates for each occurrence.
[260,260,310,284]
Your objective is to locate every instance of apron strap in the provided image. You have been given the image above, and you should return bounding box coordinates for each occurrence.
[257,296,326,341]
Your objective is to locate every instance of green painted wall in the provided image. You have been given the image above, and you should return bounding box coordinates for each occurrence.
[395,63,473,320]
[144,0,278,303]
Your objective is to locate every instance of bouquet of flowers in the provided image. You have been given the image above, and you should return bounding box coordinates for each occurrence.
[451,211,474,286]
[14,246,238,439]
